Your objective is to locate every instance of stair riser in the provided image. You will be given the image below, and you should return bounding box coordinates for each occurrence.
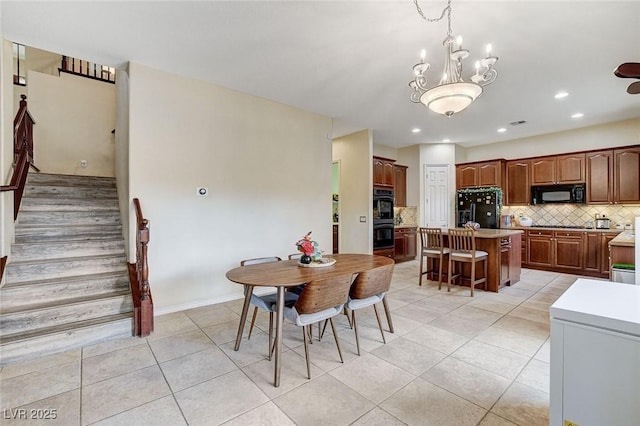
[14,226,123,243]
[17,211,121,226]
[1,295,133,337]
[0,317,133,366]
[27,174,116,188]
[11,240,125,262]
[24,185,117,199]
[0,274,130,309]
[7,257,127,284]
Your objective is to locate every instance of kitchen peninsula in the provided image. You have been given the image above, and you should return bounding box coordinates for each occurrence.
[426,229,523,293]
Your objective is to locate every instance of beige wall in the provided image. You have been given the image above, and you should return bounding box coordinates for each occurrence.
[28,71,115,176]
[128,63,333,313]
[333,130,372,254]
[462,118,640,163]
[114,67,131,260]
[1,38,15,282]
[373,144,397,161]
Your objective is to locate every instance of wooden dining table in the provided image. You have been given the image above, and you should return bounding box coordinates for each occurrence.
[225,253,394,387]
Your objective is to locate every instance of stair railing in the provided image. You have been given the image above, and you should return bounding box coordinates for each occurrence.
[1,95,37,220]
[128,198,153,337]
[60,56,116,84]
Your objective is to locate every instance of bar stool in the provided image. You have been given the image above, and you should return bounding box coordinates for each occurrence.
[446,228,488,297]
[418,227,449,287]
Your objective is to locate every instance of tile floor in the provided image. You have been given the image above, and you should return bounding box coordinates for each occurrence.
[0,262,587,425]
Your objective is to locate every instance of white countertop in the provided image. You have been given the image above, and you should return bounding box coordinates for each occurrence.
[550,278,640,337]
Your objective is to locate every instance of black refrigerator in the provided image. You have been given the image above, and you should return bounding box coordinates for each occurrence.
[456,188,502,229]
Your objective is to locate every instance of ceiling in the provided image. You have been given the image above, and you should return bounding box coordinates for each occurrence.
[2,1,639,148]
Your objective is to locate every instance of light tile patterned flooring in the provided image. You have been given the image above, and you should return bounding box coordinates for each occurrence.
[0,261,586,425]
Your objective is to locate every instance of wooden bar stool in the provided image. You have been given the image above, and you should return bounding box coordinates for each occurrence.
[418,227,449,287]
[446,228,488,297]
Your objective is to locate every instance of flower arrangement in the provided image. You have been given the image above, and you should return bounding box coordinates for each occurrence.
[295,231,321,263]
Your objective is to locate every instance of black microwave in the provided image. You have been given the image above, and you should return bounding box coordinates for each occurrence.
[531,183,586,204]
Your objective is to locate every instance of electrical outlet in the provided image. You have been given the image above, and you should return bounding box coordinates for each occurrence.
[79,160,88,168]
[196,187,208,196]
[359,216,366,223]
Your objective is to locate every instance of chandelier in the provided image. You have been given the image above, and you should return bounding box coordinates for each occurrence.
[409,0,499,117]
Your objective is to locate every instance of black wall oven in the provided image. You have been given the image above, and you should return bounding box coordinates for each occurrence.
[373,223,394,250]
[373,188,394,249]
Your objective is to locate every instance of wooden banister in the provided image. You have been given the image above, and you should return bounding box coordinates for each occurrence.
[1,95,36,220]
[128,198,153,337]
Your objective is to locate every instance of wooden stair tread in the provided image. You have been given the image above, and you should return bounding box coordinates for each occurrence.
[0,290,132,315]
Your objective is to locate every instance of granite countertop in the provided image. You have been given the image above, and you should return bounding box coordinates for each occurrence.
[395,225,417,229]
[610,231,635,247]
[444,228,524,238]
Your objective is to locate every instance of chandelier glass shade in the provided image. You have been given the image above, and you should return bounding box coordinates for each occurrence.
[409,0,498,117]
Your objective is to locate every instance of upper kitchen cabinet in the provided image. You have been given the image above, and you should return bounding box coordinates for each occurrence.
[373,156,395,188]
[505,160,530,205]
[531,154,585,185]
[394,164,407,207]
[614,147,640,204]
[586,150,613,204]
[456,160,505,189]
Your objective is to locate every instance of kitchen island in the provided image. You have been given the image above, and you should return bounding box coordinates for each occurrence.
[426,228,523,292]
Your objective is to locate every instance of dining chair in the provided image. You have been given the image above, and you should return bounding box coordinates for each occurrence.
[418,227,449,287]
[446,228,488,297]
[284,273,355,379]
[240,256,299,359]
[346,263,395,355]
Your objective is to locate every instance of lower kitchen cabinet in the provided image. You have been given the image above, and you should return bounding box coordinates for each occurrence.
[332,224,338,254]
[524,229,621,278]
[373,248,394,259]
[394,227,417,263]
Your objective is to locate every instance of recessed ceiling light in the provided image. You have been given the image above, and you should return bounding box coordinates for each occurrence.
[555,91,569,99]
[412,128,421,133]
[497,128,507,133]
[442,138,451,143]
[571,113,584,118]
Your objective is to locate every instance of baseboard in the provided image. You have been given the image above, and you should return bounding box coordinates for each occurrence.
[153,287,276,317]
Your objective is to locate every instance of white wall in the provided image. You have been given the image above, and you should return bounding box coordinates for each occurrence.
[127,63,333,313]
[29,71,115,176]
[1,38,15,284]
[462,118,640,162]
[332,130,372,254]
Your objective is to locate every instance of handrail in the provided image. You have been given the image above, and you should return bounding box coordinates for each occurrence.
[60,55,116,84]
[1,95,36,220]
[128,198,153,337]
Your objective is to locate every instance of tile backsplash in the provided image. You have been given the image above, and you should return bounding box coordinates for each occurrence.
[395,206,417,226]
[502,204,640,229]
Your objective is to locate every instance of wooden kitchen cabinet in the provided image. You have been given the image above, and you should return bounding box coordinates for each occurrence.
[531,154,585,185]
[505,160,530,205]
[554,231,584,271]
[394,165,407,207]
[373,156,395,188]
[456,160,504,189]
[456,164,478,189]
[602,232,621,275]
[332,224,339,254]
[586,150,614,204]
[527,229,554,267]
[614,147,640,204]
[394,227,417,263]
[583,231,601,273]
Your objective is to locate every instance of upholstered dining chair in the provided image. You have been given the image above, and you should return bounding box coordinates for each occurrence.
[240,257,299,359]
[284,273,355,379]
[419,227,450,287]
[345,263,395,355]
[446,228,488,297]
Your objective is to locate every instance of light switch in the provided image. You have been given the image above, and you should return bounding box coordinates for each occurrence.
[359,216,366,223]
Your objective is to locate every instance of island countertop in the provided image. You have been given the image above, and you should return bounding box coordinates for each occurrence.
[443,228,524,238]
[609,231,635,247]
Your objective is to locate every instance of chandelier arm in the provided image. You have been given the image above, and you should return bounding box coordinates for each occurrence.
[413,0,451,24]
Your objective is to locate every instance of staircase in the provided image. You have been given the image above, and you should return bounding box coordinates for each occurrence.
[0,173,133,365]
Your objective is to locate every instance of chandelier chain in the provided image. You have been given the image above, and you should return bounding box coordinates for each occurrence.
[413,0,452,35]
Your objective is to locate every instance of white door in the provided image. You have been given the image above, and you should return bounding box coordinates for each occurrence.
[424,165,450,228]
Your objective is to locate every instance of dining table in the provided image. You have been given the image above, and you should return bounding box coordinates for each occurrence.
[225,253,394,387]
